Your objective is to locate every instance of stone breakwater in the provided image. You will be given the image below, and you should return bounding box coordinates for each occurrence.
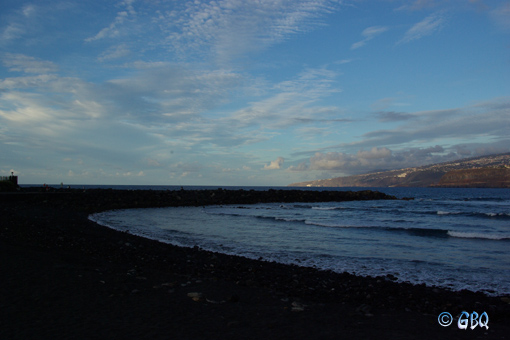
[1,188,397,213]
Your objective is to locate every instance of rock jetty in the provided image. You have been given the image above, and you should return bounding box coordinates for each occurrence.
[2,187,397,213]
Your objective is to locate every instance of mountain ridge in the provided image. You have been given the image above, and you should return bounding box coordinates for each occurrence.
[288,152,510,188]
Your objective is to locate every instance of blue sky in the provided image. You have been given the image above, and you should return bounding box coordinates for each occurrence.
[1,0,509,186]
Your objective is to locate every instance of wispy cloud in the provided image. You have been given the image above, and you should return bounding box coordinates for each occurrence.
[395,0,439,12]
[490,2,510,32]
[223,66,343,131]
[0,4,39,43]
[85,0,137,42]
[98,44,131,61]
[79,0,343,65]
[354,98,510,150]
[375,111,415,122]
[351,26,388,50]
[0,2,83,47]
[0,23,25,43]
[2,53,58,74]
[104,65,244,123]
[162,0,342,62]
[397,11,446,44]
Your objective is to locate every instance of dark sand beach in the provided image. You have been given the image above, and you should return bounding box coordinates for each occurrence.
[1,188,509,339]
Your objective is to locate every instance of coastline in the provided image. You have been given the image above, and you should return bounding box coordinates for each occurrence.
[1,189,509,339]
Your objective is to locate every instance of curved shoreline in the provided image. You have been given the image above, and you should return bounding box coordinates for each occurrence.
[2,189,509,339]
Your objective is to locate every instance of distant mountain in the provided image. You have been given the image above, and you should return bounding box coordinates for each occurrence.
[288,153,510,188]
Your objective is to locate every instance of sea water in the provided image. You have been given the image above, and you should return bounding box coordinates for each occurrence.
[89,187,510,296]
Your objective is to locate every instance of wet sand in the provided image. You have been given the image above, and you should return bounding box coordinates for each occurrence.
[1,189,509,339]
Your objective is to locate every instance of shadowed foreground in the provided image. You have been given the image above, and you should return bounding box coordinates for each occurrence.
[1,189,509,339]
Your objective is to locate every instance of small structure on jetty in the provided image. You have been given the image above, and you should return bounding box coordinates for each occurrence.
[0,172,18,185]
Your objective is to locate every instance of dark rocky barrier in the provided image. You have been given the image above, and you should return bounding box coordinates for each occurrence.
[0,188,397,213]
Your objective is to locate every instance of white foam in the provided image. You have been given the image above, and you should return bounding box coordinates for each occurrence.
[437,210,461,215]
[484,212,510,217]
[312,206,344,210]
[447,231,509,240]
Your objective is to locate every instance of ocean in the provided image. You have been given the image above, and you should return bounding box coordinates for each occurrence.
[88,187,510,296]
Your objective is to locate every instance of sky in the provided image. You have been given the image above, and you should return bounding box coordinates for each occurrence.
[1,0,509,186]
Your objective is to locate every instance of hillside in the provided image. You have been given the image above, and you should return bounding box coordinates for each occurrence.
[288,153,510,188]
[433,168,510,188]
